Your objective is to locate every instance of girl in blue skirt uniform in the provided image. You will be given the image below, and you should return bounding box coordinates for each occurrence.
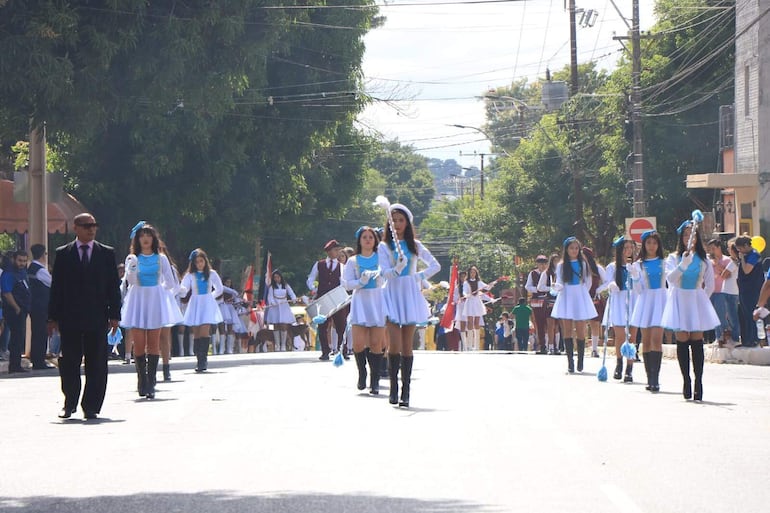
[378,204,440,407]
[550,237,597,373]
[601,236,638,382]
[121,222,183,399]
[629,230,667,392]
[661,220,719,401]
[342,226,386,394]
[180,248,224,372]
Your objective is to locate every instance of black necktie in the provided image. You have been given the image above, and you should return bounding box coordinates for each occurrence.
[80,245,89,267]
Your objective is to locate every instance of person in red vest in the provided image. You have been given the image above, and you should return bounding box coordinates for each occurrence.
[306,240,347,361]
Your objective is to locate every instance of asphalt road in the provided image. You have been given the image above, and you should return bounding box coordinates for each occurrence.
[2,349,769,513]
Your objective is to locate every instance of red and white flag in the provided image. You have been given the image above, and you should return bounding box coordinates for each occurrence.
[440,260,458,330]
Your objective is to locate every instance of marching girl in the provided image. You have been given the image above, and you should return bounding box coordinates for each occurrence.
[158,242,182,382]
[218,277,247,354]
[180,248,224,372]
[454,270,468,351]
[121,222,183,399]
[378,203,440,407]
[550,237,597,373]
[601,236,639,382]
[536,254,562,355]
[661,220,719,401]
[463,265,493,352]
[342,226,386,395]
[629,230,666,392]
[265,271,297,352]
[581,247,606,358]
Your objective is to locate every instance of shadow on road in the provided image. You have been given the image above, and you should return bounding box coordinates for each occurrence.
[0,491,502,513]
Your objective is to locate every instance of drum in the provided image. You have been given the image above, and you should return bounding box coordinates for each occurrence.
[305,285,351,319]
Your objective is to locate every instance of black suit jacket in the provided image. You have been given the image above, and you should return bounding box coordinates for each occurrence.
[48,240,122,332]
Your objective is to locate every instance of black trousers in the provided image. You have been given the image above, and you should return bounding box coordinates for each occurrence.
[5,310,27,370]
[317,308,347,355]
[59,328,108,413]
[29,308,48,366]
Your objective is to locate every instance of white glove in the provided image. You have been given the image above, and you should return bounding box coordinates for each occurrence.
[680,252,694,270]
[394,256,408,275]
[608,281,620,294]
[358,271,371,285]
[125,254,138,273]
[628,264,641,281]
[754,307,770,319]
[550,283,563,295]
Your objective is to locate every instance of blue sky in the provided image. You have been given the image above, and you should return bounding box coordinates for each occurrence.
[358,0,655,162]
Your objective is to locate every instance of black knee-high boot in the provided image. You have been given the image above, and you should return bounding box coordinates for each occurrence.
[651,350,662,392]
[643,352,652,390]
[200,337,210,371]
[400,355,413,407]
[194,338,204,372]
[366,350,382,395]
[135,355,147,397]
[613,357,623,380]
[146,354,159,399]
[380,350,388,379]
[676,342,691,399]
[388,354,401,405]
[163,362,171,382]
[576,339,585,372]
[565,338,574,373]
[691,340,704,401]
[354,351,368,390]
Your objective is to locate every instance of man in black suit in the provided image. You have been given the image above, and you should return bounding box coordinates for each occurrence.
[48,213,122,420]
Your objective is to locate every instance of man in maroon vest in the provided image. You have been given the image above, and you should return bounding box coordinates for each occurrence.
[525,255,549,354]
[306,240,347,360]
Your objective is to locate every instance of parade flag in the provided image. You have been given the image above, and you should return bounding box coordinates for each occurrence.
[440,260,458,330]
[241,265,254,303]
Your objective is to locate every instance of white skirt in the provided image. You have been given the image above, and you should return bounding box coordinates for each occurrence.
[349,287,386,327]
[383,275,431,326]
[551,284,597,321]
[464,295,486,317]
[661,287,720,332]
[602,289,637,327]
[454,298,466,322]
[219,302,246,333]
[121,285,183,330]
[630,288,667,328]
[265,302,295,324]
[183,293,224,326]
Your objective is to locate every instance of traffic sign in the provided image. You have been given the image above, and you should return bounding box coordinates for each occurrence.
[625,217,656,243]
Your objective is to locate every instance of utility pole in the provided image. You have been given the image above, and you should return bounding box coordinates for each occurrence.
[568,0,585,241]
[631,0,645,217]
[613,0,646,217]
[478,152,486,200]
[28,122,47,255]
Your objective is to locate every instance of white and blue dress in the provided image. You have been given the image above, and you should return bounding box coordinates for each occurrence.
[601,262,638,328]
[265,284,297,324]
[219,285,247,333]
[630,258,667,328]
[660,253,720,332]
[551,260,597,321]
[342,253,386,327]
[121,253,184,330]
[180,270,224,326]
[377,240,440,326]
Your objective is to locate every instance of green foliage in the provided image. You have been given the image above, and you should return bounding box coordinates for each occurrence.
[0,233,14,252]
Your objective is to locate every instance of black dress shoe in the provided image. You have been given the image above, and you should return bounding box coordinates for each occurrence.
[319,354,330,361]
[84,411,98,420]
[58,407,77,419]
[32,362,56,370]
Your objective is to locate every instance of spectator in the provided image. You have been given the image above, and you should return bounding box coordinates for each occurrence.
[511,297,533,352]
[1,250,31,373]
[707,239,740,346]
[28,244,54,369]
[735,236,764,347]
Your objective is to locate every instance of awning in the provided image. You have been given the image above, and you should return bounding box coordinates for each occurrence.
[686,172,758,189]
[0,179,88,234]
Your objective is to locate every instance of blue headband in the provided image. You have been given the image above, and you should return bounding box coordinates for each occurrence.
[676,220,692,234]
[563,236,577,247]
[612,235,625,247]
[130,221,147,240]
[355,226,366,240]
[188,250,198,262]
[640,230,657,243]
